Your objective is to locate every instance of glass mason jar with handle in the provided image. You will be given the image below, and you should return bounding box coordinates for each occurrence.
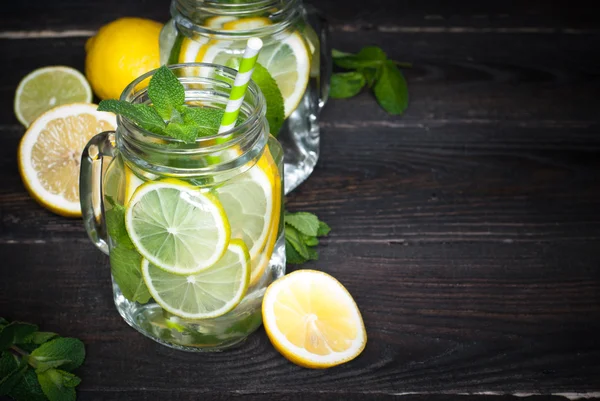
[159,0,331,194]
[80,64,285,351]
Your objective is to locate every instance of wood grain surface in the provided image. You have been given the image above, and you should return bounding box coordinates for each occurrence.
[1,0,599,399]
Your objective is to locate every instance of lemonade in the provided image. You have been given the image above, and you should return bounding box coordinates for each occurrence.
[80,65,285,350]
[159,0,330,194]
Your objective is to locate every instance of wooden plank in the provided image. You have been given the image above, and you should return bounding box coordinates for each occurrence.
[1,30,599,126]
[0,0,597,32]
[74,393,597,401]
[1,241,599,394]
[2,122,600,243]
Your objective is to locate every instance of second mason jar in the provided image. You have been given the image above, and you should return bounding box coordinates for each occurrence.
[159,0,331,194]
[80,64,286,351]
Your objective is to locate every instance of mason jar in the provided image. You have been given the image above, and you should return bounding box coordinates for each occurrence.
[80,64,285,351]
[159,0,331,194]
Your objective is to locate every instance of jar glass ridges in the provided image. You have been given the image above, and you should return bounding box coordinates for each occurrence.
[159,0,331,193]
[80,64,286,351]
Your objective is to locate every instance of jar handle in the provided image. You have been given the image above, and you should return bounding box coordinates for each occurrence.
[307,6,331,113]
[79,130,117,255]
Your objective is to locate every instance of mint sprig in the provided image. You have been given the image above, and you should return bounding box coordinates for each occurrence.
[330,46,410,115]
[284,211,331,265]
[0,318,85,401]
[98,64,285,142]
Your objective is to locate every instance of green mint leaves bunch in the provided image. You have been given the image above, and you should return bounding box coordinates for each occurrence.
[98,64,285,142]
[0,318,85,401]
[330,46,410,115]
[284,211,331,264]
[98,65,223,143]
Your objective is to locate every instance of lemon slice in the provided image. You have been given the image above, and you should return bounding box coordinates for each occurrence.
[182,17,310,117]
[216,151,281,284]
[248,149,282,285]
[205,16,237,28]
[125,179,231,275]
[123,164,145,205]
[262,270,367,368]
[14,66,93,127]
[18,103,116,217]
[142,239,250,319]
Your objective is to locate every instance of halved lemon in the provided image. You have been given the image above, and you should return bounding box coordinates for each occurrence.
[262,270,367,368]
[125,179,231,275]
[18,103,116,217]
[14,66,92,127]
[142,239,250,319]
[180,17,310,117]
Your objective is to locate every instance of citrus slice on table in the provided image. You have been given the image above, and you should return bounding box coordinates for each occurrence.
[181,17,310,117]
[125,179,231,274]
[14,66,92,127]
[262,270,367,368]
[216,150,281,284]
[142,239,251,319]
[18,103,116,217]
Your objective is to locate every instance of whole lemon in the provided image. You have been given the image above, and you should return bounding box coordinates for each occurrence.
[85,17,163,100]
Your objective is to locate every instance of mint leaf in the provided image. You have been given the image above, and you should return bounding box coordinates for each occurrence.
[284,226,310,259]
[329,72,366,99]
[165,121,199,143]
[301,234,319,247]
[148,65,185,120]
[30,338,85,373]
[182,107,225,136]
[252,63,285,136]
[285,239,308,264]
[98,100,166,134]
[8,368,47,401]
[0,318,8,327]
[307,247,319,261]
[21,331,58,345]
[285,212,320,237]
[374,60,409,115]
[0,322,38,351]
[0,358,27,396]
[333,46,386,69]
[317,221,331,237]
[0,351,18,377]
[361,67,378,87]
[106,204,134,249]
[110,246,151,304]
[37,369,77,401]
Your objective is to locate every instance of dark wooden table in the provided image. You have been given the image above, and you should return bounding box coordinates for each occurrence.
[1,1,600,400]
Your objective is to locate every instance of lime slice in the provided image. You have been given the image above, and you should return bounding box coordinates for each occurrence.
[14,66,93,127]
[125,179,231,275]
[142,239,251,319]
[182,17,310,117]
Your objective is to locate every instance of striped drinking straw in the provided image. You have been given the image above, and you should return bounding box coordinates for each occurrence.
[218,37,263,134]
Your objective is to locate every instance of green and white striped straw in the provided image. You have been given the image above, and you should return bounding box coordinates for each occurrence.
[218,37,263,134]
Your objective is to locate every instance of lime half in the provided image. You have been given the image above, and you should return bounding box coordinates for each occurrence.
[142,239,251,319]
[125,179,231,275]
[14,66,92,127]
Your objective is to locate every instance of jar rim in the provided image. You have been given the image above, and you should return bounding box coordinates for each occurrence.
[118,62,266,146]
